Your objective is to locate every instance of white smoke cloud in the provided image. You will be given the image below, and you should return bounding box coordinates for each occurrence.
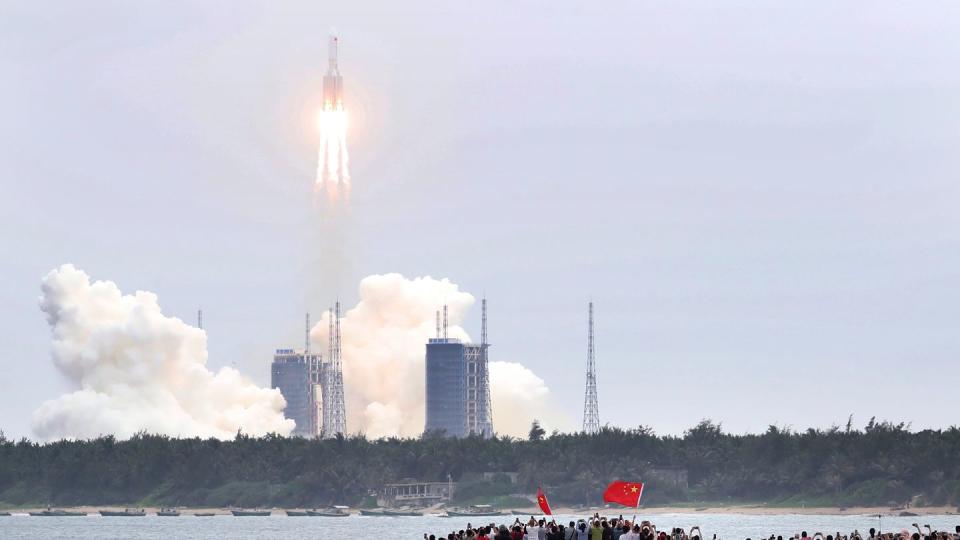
[311,273,568,439]
[489,361,566,437]
[32,264,294,440]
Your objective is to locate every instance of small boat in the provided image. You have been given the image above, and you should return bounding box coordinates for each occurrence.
[445,505,504,517]
[285,510,309,516]
[157,508,180,517]
[0,512,11,516]
[100,508,146,517]
[512,510,535,516]
[383,508,423,516]
[29,509,86,517]
[306,507,350,517]
[360,509,385,516]
[193,512,216,517]
[231,509,271,516]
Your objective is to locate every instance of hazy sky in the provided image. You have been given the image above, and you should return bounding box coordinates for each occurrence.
[2,1,959,440]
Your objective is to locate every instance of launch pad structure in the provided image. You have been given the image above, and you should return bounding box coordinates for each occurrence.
[424,300,493,438]
[270,305,346,439]
[323,302,347,438]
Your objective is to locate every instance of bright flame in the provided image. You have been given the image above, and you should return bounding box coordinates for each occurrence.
[316,103,350,198]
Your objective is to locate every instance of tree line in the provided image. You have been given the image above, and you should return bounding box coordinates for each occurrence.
[1,418,958,508]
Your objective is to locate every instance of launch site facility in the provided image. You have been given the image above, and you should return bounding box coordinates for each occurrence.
[269,300,601,438]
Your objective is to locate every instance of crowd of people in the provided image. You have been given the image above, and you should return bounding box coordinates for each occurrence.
[424,516,960,540]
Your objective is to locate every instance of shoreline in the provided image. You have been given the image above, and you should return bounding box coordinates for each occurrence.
[515,505,958,517]
[2,505,957,517]
[527,504,960,517]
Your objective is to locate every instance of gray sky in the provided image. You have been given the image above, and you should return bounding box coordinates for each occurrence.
[2,1,959,439]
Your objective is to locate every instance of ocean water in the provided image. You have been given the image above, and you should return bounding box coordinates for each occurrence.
[0,513,957,540]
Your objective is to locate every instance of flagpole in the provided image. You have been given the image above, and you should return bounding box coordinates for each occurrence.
[633,482,643,526]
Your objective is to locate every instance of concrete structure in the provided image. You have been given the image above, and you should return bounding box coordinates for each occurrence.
[425,338,467,436]
[424,300,493,438]
[378,478,455,507]
[271,348,323,437]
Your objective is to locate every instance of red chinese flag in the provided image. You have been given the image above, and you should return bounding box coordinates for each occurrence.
[602,480,644,507]
[537,486,553,515]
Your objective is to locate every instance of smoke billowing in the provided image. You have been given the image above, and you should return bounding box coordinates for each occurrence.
[310,273,568,439]
[32,265,293,440]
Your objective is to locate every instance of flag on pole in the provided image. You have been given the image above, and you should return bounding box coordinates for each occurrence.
[537,486,553,515]
[602,480,644,507]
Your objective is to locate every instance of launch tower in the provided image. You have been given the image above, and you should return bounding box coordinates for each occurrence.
[323,302,347,438]
[582,301,600,434]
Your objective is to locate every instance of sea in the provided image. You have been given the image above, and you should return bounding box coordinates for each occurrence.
[0,512,956,539]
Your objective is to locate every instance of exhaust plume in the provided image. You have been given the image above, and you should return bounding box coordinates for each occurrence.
[316,107,350,195]
[311,273,567,438]
[32,264,294,440]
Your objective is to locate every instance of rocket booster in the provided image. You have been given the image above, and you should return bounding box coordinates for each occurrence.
[323,34,343,108]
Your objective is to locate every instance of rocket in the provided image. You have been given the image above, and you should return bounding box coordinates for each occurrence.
[315,31,350,188]
[323,34,343,109]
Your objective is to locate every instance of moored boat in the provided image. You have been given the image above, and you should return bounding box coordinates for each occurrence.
[445,504,504,517]
[231,509,271,516]
[383,508,423,516]
[193,512,216,517]
[29,508,86,517]
[306,507,349,517]
[157,507,180,516]
[359,509,385,516]
[100,508,146,517]
[285,510,308,516]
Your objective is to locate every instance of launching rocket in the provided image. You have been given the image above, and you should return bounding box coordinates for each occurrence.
[316,32,350,189]
[323,34,343,109]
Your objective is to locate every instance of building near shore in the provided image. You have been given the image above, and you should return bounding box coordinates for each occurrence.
[424,301,493,438]
[378,478,455,507]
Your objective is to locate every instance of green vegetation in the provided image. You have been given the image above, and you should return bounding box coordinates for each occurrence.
[1,418,959,509]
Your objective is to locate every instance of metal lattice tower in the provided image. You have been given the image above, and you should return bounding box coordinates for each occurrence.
[305,312,311,354]
[443,305,449,339]
[435,310,440,339]
[328,307,334,369]
[463,298,493,438]
[331,300,347,436]
[481,298,487,345]
[479,298,493,437]
[323,301,347,438]
[197,309,203,330]
[322,306,333,435]
[582,301,600,434]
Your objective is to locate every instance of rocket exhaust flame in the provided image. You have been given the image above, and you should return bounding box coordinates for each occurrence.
[316,107,350,191]
[316,33,350,197]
